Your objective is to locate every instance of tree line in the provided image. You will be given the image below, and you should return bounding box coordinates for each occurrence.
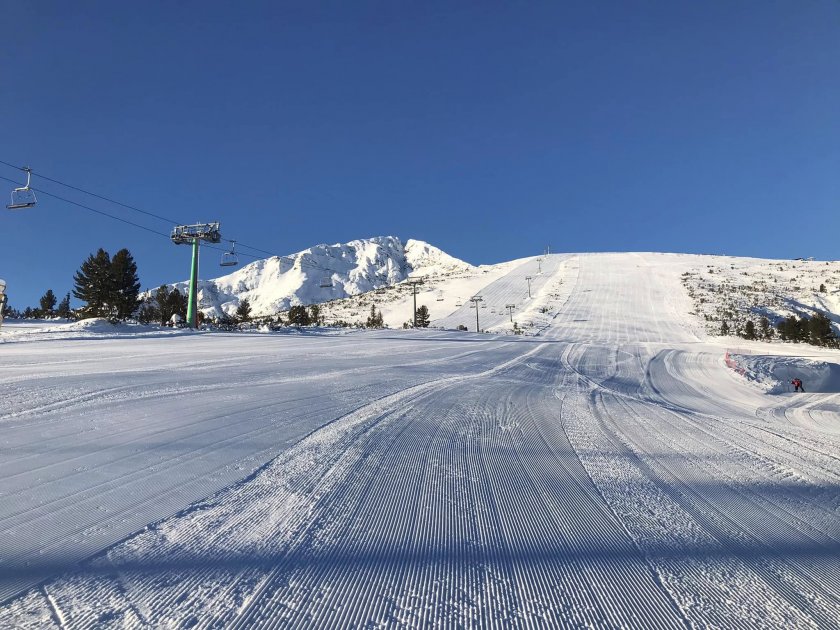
[6,248,141,321]
[722,312,838,348]
[8,247,435,330]
[775,312,838,347]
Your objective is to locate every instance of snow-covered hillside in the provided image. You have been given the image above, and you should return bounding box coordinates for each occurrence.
[169,236,473,319]
[3,252,840,628]
[682,256,840,337]
[314,254,555,330]
[172,236,840,340]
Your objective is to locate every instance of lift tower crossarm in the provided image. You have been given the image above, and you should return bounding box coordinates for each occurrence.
[171,222,222,328]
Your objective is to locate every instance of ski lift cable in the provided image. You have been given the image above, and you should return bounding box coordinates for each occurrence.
[0,175,172,239]
[0,175,244,261]
[0,166,341,275]
[0,160,289,260]
[0,159,179,225]
[0,161,350,275]
[1,177,245,262]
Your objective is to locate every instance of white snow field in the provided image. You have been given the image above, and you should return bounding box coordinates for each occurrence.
[2,252,840,628]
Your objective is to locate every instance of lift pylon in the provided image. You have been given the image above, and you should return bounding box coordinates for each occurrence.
[171,222,222,328]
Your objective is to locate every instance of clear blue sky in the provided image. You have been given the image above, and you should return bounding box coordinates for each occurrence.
[2,1,839,309]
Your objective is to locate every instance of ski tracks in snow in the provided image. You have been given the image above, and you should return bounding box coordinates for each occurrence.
[2,253,839,628]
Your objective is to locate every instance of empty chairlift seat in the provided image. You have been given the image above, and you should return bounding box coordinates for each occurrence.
[220,241,239,267]
[6,167,36,210]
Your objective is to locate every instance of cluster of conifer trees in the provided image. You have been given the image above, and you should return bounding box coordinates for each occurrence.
[136,285,188,325]
[776,313,838,347]
[9,249,436,330]
[8,248,141,321]
[72,248,141,321]
[724,312,838,347]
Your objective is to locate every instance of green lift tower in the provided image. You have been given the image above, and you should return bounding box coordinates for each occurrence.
[171,222,222,328]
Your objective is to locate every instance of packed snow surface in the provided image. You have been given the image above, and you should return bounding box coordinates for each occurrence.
[2,252,839,628]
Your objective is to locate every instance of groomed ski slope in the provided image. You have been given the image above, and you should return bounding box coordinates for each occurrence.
[2,253,839,628]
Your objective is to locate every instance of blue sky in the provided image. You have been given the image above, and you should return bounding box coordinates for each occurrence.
[2,1,839,309]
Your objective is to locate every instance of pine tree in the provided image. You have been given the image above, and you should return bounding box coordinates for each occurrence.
[365,304,385,328]
[236,298,252,322]
[56,293,72,319]
[808,313,836,347]
[778,315,806,342]
[820,283,827,293]
[39,289,57,317]
[778,316,791,341]
[216,312,237,330]
[288,305,311,326]
[72,248,141,321]
[416,305,430,328]
[154,286,173,324]
[137,297,161,324]
[720,320,730,335]
[111,249,141,320]
[794,316,808,342]
[166,289,188,323]
[366,304,378,328]
[309,304,321,325]
[760,316,771,339]
[73,249,113,318]
[743,320,756,340]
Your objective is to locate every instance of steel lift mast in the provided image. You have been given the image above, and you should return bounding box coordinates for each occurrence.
[171,222,222,328]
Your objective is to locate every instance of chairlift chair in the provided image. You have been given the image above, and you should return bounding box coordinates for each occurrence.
[7,167,36,210]
[436,292,444,301]
[220,241,239,267]
[320,276,333,288]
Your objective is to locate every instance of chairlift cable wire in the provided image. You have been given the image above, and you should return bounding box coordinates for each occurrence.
[0,159,180,226]
[0,175,173,239]
[0,167,342,275]
[0,176,270,262]
[0,160,275,255]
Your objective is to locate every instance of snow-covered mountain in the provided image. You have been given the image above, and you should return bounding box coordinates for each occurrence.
[171,236,473,318]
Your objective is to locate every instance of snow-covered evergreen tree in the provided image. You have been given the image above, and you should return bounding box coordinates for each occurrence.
[236,298,252,322]
[39,289,57,317]
[416,305,430,328]
[111,249,141,320]
[56,293,71,319]
[73,249,114,319]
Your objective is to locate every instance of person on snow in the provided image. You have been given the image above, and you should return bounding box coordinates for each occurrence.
[791,378,805,392]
